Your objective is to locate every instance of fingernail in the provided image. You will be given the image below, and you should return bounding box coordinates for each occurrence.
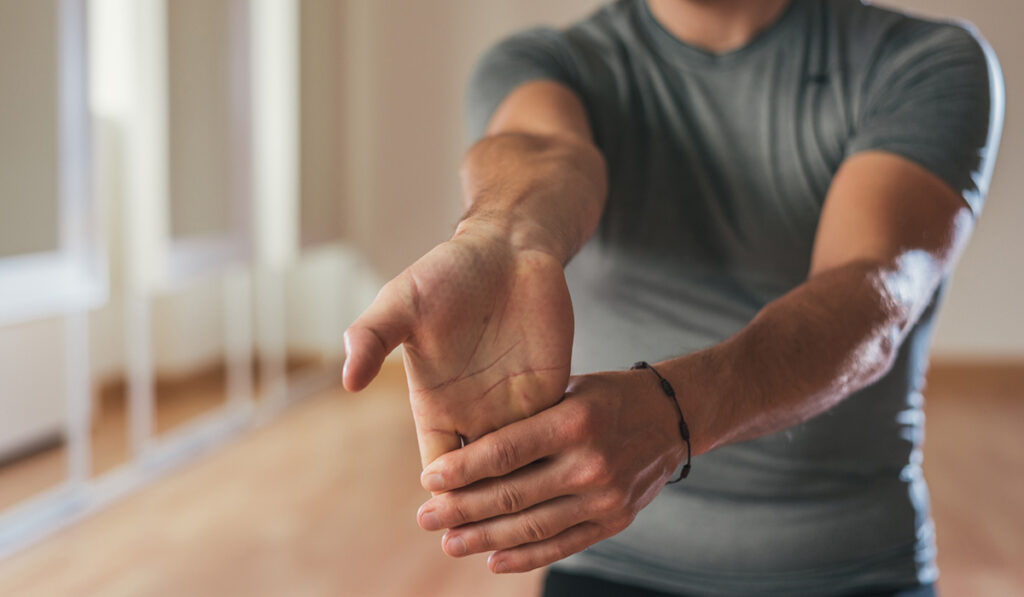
[420,510,441,531]
[422,473,445,492]
[493,560,508,573]
[445,535,467,557]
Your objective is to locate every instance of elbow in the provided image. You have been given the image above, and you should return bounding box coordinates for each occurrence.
[857,324,902,385]
[831,316,901,396]
[856,260,927,384]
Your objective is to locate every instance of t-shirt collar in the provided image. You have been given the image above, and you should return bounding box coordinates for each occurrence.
[636,0,804,69]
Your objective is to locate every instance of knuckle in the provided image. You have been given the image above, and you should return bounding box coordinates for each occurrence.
[562,401,595,439]
[444,457,466,486]
[488,437,521,473]
[445,496,471,526]
[496,483,525,513]
[520,516,547,543]
[593,451,614,476]
[593,488,627,514]
[551,541,576,563]
[575,453,614,488]
[573,463,599,488]
[608,488,629,511]
[474,526,494,551]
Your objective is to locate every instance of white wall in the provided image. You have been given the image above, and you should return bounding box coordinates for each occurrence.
[0,319,66,458]
[167,0,234,240]
[0,1,60,259]
[0,1,71,457]
[344,0,604,277]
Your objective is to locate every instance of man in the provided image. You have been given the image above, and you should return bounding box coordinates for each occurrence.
[343,0,1003,595]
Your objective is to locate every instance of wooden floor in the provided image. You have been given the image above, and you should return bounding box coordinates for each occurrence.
[0,365,542,597]
[0,362,1020,596]
[919,362,1024,596]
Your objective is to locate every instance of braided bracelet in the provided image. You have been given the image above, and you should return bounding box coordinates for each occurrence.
[631,361,692,482]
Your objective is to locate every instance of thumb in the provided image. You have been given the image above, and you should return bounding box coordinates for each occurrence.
[343,280,414,392]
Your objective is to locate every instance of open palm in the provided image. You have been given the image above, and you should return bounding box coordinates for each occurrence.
[343,231,573,468]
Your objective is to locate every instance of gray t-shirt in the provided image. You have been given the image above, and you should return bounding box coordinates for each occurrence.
[465,1,1003,595]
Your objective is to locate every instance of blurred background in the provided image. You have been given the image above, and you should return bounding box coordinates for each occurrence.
[0,0,1020,596]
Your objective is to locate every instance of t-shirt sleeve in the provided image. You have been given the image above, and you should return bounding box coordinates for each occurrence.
[845,23,1004,215]
[464,27,583,143]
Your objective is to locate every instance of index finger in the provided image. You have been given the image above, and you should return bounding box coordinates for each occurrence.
[420,399,573,493]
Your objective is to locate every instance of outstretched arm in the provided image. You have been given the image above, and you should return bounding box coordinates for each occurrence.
[415,152,977,572]
[414,22,1000,574]
[342,81,606,467]
[659,152,975,453]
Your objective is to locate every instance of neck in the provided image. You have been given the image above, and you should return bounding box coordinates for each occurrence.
[646,0,793,54]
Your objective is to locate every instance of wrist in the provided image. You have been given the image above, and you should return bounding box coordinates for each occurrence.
[624,366,690,478]
[453,213,571,263]
[653,353,725,458]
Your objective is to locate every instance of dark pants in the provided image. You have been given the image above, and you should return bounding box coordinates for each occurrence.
[543,569,937,597]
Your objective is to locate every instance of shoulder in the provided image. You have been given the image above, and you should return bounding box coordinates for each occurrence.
[485,1,641,71]
[827,0,997,75]
[465,2,638,142]
[487,1,650,66]
[830,1,1004,210]
[471,2,643,112]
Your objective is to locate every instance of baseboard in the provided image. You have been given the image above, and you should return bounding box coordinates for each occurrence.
[0,352,332,470]
[0,430,63,469]
[95,352,326,411]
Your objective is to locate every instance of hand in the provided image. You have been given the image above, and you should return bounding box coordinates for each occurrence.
[414,370,687,573]
[342,223,574,468]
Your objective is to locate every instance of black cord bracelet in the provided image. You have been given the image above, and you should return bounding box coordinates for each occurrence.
[631,361,692,483]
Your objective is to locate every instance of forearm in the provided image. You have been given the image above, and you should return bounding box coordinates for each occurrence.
[664,256,941,455]
[455,131,607,263]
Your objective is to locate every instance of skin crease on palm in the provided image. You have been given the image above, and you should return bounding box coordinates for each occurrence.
[342,226,573,469]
